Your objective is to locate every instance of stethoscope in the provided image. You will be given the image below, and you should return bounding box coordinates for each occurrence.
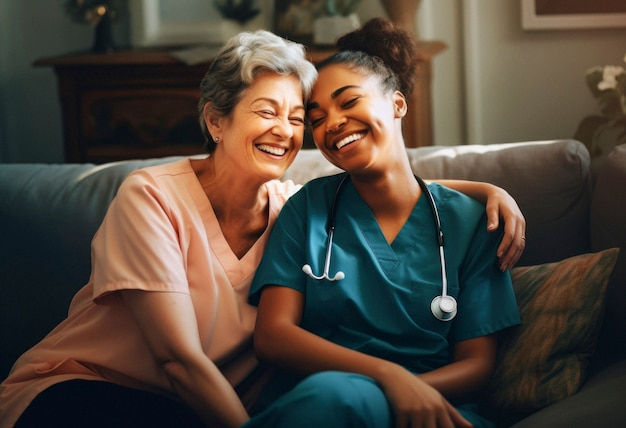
[302,174,458,322]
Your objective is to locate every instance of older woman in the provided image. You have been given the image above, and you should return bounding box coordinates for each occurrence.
[0,31,316,428]
[1,29,523,428]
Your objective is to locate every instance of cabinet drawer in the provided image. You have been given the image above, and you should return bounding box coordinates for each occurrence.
[79,88,205,162]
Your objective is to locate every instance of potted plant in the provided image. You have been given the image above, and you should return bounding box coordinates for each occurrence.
[574,54,626,178]
[313,0,362,46]
[214,0,260,24]
[213,0,261,43]
[64,0,117,52]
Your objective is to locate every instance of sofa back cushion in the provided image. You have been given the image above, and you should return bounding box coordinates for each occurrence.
[284,139,592,267]
[0,140,592,377]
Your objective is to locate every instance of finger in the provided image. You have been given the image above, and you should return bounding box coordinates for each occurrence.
[444,401,473,428]
[485,202,500,232]
[436,409,455,428]
[410,410,438,428]
[495,217,516,259]
[499,222,526,271]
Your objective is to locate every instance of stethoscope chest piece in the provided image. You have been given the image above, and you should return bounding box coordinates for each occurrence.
[431,295,457,321]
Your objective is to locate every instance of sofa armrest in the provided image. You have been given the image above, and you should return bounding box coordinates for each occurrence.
[0,157,183,377]
[591,143,626,357]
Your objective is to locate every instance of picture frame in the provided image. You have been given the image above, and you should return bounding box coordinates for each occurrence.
[273,0,327,44]
[521,0,626,30]
[129,0,272,47]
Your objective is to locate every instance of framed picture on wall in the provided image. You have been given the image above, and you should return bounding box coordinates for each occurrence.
[274,0,327,44]
[521,0,626,30]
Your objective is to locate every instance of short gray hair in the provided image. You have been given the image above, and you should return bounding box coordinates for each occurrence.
[198,30,318,152]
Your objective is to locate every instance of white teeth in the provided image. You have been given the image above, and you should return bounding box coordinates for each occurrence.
[335,133,364,150]
[257,144,286,156]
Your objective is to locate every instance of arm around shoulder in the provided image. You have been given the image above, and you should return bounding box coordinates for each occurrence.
[432,179,526,270]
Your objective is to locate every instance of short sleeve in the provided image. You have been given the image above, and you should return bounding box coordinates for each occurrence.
[91,170,190,301]
[441,196,521,343]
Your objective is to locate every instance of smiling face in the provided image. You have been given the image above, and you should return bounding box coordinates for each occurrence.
[206,72,305,182]
[307,63,406,175]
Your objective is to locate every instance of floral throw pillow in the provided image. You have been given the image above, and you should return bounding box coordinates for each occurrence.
[486,248,620,416]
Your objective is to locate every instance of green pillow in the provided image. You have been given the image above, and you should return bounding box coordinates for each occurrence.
[487,248,620,415]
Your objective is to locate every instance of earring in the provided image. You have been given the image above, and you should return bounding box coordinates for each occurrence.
[214,137,219,143]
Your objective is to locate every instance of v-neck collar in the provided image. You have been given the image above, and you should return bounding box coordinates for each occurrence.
[342,181,430,272]
[187,160,274,287]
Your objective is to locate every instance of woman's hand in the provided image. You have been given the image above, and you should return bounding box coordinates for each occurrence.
[378,364,473,428]
[484,186,526,271]
[434,180,526,270]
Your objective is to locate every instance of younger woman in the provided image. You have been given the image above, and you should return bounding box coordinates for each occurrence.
[247,18,521,428]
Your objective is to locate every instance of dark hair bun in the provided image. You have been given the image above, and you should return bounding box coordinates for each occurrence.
[336,18,419,94]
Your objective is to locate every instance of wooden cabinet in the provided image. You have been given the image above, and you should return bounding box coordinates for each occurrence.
[35,51,214,163]
[36,45,443,163]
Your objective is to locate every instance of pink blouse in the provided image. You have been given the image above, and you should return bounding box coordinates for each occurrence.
[0,159,299,427]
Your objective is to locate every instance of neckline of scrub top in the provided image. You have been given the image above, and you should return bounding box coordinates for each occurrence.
[342,180,432,271]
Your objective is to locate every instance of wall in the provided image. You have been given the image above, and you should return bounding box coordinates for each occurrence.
[1,2,80,162]
[0,1,128,163]
[0,1,8,162]
[0,0,625,162]
[420,0,626,146]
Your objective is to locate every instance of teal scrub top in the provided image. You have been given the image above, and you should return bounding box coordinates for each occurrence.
[250,173,521,375]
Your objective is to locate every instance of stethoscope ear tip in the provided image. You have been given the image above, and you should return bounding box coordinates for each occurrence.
[303,263,345,282]
[302,264,313,275]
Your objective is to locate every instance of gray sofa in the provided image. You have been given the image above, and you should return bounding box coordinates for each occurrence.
[1,139,625,427]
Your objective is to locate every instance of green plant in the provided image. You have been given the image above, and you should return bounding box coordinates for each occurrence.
[214,0,260,24]
[325,0,362,16]
[64,0,116,26]
[574,54,626,159]
[586,60,626,121]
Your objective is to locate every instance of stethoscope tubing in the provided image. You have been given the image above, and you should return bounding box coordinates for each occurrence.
[303,174,457,321]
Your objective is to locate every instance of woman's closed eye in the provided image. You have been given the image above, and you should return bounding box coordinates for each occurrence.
[308,114,325,128]
[308,100,359,128]
[289,116,305,126]
[341,97,359,109]
[256,107,304,127]
[257,109,276,118]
